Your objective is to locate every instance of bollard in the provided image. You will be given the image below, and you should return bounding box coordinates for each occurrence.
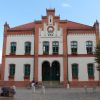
[42,86,45,94]
[32,86,35,93]
[93,86,96,93]
[84,85,87,93]
[67,84,70,89]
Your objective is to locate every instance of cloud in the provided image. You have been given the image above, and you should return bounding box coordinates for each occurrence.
[62,3,71,8]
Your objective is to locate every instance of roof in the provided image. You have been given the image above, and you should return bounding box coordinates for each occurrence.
[8,8,94,31]
[9,20,93,31]
[60,20,93,29]
[10,22,35,30]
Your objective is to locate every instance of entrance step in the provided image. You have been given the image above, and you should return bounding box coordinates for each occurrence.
[42,81,64,88]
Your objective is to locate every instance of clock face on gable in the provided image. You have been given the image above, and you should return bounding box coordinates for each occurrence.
[47,26,54,33]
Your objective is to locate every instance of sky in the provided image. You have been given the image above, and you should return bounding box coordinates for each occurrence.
[0,0,100,63]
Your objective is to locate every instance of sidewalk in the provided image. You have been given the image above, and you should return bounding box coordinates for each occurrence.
[1,87,100,100]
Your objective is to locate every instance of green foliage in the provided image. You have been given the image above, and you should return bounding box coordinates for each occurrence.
[95,40,100,64]
[95,40,100,71]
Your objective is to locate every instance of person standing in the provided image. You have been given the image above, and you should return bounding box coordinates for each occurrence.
[12,85,16,94]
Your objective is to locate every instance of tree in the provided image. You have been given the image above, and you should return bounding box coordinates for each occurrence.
[95,40,100,71]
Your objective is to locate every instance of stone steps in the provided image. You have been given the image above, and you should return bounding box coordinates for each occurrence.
[42,81,64,88]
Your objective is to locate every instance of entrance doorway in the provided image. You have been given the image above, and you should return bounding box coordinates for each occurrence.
[42,61,50,81]
[42,61,60,81]
[51,61,60,81]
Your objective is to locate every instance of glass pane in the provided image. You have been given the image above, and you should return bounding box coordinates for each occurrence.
[9,64,15,76]
[25,42,31,53]
[11,42,16,46]
[11,42,16,54]
[87,47,92,54]
[72,64,78,78]
[71,41,77,48]
[86,41,93,47]
[53,41,59,46]
[52,41,59,54]
[24,65,30,76]
[43,41,49,45]
[43,41,49,54]
[88,64,94,77]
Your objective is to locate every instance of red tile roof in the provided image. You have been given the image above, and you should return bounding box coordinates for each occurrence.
[9,20,93,31]
[10,22,35,30]
[60,20,93,29]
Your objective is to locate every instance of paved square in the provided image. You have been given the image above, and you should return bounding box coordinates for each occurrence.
[0,87,100,100]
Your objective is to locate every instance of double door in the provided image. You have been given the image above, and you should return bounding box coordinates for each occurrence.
[42,61,60,81]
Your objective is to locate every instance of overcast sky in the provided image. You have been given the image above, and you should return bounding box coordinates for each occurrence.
[0,0,100,63]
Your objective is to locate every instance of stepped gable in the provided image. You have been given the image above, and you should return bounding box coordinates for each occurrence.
[9,8,94,31]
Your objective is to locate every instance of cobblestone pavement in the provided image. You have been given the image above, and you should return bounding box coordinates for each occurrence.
[0,87,100,100]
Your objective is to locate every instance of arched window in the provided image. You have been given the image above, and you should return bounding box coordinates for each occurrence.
[86,41,93,54]
[10,42,16,54]
[72,64,78,80]
[87,63,94,80]
[71,41,77,54]
[9,64,15,77]
[52,41,59,54]
[43,41,49,54]
[24,64,30,79]
[25,42,31,54]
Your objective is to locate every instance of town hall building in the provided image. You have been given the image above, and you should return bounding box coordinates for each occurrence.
[0,9,100,87]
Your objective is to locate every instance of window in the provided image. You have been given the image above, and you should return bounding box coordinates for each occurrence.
[9,64,15,77]
[71,41,77,54]
[52,41,59,54]
[10,42,16,54]
[25,42,31,54]
[72,64,78,80]
[24,64,30,77]
[87,64,94,79]
[86,41,93,54]
[43,41,49,54]
[48,15,53,24]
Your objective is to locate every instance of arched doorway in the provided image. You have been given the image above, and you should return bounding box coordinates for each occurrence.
[42,61,50,81]
[51,61,60,81]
